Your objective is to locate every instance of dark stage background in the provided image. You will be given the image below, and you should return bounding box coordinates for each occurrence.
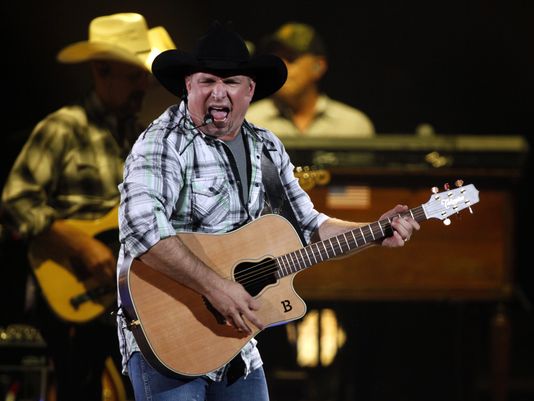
[1,1,533,400]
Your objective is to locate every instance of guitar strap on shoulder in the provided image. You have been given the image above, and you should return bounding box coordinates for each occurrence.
[261,146,307,245]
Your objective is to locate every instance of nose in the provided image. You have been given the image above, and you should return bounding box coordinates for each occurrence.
[211,82,227,100]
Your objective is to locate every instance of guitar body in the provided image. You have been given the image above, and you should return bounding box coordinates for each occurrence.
[28,207,119,323]
[121,214,307,377]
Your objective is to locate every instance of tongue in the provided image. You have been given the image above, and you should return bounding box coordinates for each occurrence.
[210,110,228,121]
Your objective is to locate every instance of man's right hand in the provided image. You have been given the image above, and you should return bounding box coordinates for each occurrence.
[205,279,264,335]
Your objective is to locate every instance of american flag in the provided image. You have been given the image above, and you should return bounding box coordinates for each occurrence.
[326,186,371,209]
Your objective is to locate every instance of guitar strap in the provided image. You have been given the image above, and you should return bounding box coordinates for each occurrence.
[261,146,307,245]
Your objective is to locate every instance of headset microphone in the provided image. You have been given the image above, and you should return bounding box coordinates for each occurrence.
[191,114,213,130]
[180,113,214,155]
[203,114,214,125]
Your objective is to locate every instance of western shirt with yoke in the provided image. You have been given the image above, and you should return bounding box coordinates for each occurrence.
[116,101,328,381]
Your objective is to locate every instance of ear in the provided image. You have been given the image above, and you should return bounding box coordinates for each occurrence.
[248,78,256,99]
[185,75,192,93]
[313,57,328,77]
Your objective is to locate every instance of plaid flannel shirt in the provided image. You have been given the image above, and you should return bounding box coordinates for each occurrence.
[117,101,328,381]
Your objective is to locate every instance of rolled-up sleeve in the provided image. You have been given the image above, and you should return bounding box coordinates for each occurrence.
[118,129,183,258]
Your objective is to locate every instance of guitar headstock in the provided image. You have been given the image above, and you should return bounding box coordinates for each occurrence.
[423,180,479,224]
[294,166,331,191]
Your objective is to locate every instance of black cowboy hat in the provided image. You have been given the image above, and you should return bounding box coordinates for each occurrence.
[152,22,288,101]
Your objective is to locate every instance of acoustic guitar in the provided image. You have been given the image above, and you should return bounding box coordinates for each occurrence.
[28,206,119,323]
[119,183,479,377]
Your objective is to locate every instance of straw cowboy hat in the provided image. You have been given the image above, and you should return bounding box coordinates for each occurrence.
[152,21,287,101]
[57,13,175,71]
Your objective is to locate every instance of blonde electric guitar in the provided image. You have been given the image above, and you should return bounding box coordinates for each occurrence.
[119,183,479,377]
[28,206,119,323]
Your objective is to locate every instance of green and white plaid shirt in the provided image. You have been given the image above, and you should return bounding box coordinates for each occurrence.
[117,101,328,381]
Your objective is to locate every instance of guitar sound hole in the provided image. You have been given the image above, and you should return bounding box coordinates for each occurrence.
[234,258,277,296]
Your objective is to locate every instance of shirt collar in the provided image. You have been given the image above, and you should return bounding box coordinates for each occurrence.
[84,90,119,130]
[273,93,330,120]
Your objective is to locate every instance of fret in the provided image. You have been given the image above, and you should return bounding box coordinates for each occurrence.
[302,247,312,267]
[298,249,308,268]
[315,243,324,262]
[303,247,312,266]
[281,254,290,276]
[295,250,303,272]
[321,241,328,260]
[308,245,318,264]
[342,232,350,251]
[372,223,381,239]
[368,225,375,241]
[286,254,294,274]
[335,236,342,253]
[377,221,385,236]
[350,230,359,247]
[327,238,336,257]
[274,256,283,278]
[293,251,302,272]
[288,252,298,273]
[277,256,284,277]
[359,227,366,244]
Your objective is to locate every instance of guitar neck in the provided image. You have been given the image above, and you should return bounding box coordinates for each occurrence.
[275,205,427,278]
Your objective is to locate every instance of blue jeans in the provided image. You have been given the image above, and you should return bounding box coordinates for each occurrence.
[127,352,269,401]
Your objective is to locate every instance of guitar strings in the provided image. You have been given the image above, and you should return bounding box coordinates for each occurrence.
[230,201,463,289]
[233,208,427,287]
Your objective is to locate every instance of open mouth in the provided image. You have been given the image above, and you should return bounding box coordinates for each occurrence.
[208,106,230,122]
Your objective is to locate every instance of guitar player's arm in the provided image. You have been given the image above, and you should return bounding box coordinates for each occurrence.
[36,220,116,282]
[138,235,264,334]
[312,204,420,255]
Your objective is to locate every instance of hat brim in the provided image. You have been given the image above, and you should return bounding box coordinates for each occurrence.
[57,42,149,69]
[152,50,287,101]
[57,27,175,71]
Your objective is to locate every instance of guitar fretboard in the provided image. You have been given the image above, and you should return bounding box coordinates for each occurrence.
[275,205,427,278]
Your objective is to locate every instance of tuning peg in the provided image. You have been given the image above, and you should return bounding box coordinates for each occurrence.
[444,182,450,190]
[443,218,451,226]
[466,200,473,214]
[431,186,439,194]
[455,179,464,187]
[314,170,331,185]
